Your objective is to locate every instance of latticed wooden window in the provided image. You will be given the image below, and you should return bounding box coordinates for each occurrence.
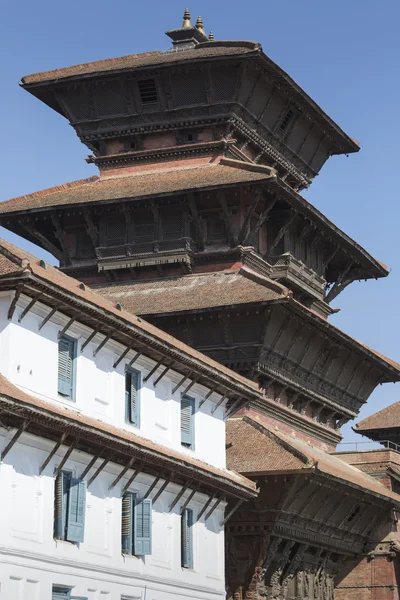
[76,230,93,259]
[279,109,294,133]
[161,210,183,240]
[137,79,158,105]
[134,210,155,242]
[103,214,126,246]
[206,212,226,243]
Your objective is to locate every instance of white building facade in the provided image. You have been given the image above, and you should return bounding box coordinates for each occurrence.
[0,240,256,600]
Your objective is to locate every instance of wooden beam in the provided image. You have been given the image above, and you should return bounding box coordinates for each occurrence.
[154,365,171,387]
[126,351,142,371]
[187,193,205,251]
[50,213,72,264]
[225,398,243,419]
[109,457,135,490]
[38,307,57,331]
[220,499,244,526]
[18,294,41,323]
[169,479,192,512]
[322,244,339,272]
[93,334,111,357]
[180,485,200,514]
[1,420,29,460]
[53,440,77,478]
[143,475,162,500]
[325,259,355,303]
[181,378,198,397]
[172,373,191,395]
[211,395,227,415]
[152,475,173,504]
[83,208,99,250]
[121,461,144,495]
[20,218,63,261]
[143,358,164,383]
[39,432,67,474]
[81,327,100,353]
[243,196,276,246]
[205,497,223,521]
[264,212,296,260]
[218,192,236,247]
[58,316,76,340]
[197,494,216,522]
[88,455,113,487]
[7,287,23,320]
[199,386,218,408]
[237,189,263,245]
[80,450,103,479]
[113,346,132,369]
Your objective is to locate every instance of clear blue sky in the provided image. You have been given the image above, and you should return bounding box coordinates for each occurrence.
[1,0,399,445]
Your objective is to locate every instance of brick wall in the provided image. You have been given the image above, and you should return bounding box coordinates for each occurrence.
[336,555,399,600]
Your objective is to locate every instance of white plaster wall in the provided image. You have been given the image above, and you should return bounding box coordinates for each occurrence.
[0,430,226,600]
[0,292,227,469]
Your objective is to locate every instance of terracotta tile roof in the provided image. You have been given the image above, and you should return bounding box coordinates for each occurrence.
[21,44,258,84]
[0,373,256,497]
[227,416,400,503]
[355,402,400,432]
[96,268,291,316]
[0,161,270,214]
[0,236,261,395]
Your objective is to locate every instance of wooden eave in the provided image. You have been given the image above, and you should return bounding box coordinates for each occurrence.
[20,41,358,154]
[0,271,263,405]
[0,393,256,500]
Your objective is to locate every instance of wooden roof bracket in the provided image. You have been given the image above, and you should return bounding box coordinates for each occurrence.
[121,460,145,495]
[1,419,29,460]
[181,377,198,397]
[125,351,142,371]
[225,397,243,420]
[243,196,277,246]
[196,494,216,522]
[205,497,223,521]
[58,316,76,340]
[325,259,355,304]
[80,327,100,353]
[7,286,23,320]
[211,395,227,415]
[152,475,173,504]
[237,188,263,245]
[180,484,200,515]
[53,438,78,478]
[88,454,114,487]
[18,294,42,323]
[169,479,192,512]
[264,211,297,261]
[39,432,67,474]
[143,474,162,500]
[187,193,205,251]
[143,358,165,383]
[109,457,135,490]
[220,498,244,526]
[172,373,192,395]
[199,386,218,408]
[93,333,111,357]
[154,364,172,387]
[38,307,57,331]
[80,449,104,479]
[113,345,132,369]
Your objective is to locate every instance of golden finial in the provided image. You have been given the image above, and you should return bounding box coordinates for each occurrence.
[195,16,206,35]
[208,31,214,41]
[182,8,192,28]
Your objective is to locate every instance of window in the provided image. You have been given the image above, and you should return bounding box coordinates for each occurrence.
[206,213,226,244]
[58,336,77,400]
[181,508,194,569]
[54,471,87,543]
[279,109,294,133]
[180,395,195,449]
[52,587,88,600]
[121,492,152,555]
[137,79,158,105]
[125,368,141,427]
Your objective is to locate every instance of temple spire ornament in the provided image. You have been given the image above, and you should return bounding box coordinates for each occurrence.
[208,31,215,41]
[195,16,206,36]
[182,8,192,28]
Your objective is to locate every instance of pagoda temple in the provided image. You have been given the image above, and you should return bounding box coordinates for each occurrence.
[2,9,400,599]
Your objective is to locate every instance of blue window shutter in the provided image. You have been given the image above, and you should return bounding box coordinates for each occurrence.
[134,498,152,555]
[58,337,75,398]
[52,587,71,600]
[181,508,193,568]
[66,479,86,543]
[126,369,140,426]
[54,471,70,539]
[121,492,134,554]
[181,396,195,448]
